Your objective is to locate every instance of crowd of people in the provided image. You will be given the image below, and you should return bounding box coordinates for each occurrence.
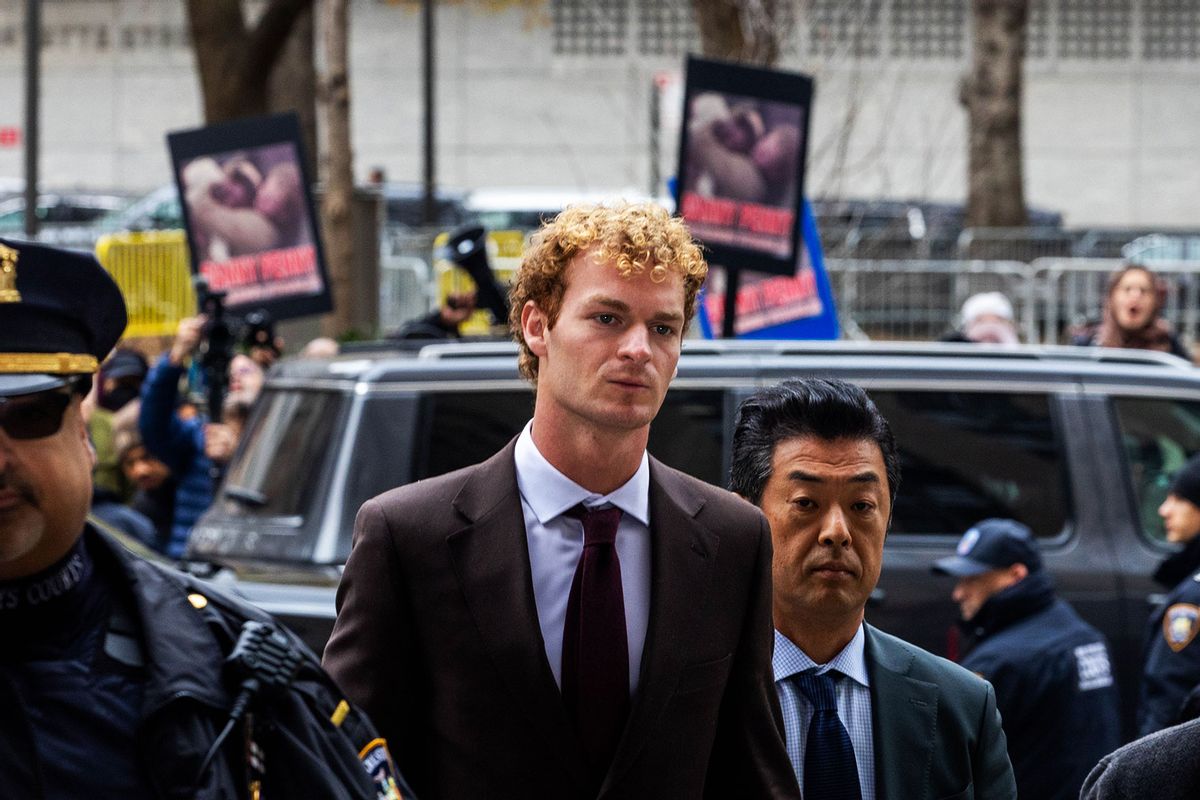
[76,305,336,561]
[942,262,1196,364]
[5,204,1200,799]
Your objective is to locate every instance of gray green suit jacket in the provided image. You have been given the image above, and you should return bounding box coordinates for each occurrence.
[865,624,1017,800]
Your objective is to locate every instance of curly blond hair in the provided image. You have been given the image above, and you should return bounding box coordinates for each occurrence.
[508,201,708,384]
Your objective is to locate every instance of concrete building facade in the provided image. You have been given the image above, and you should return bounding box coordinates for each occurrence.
[0,0,1197,227]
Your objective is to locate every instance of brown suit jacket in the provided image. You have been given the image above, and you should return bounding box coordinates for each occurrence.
[323,438,797,799]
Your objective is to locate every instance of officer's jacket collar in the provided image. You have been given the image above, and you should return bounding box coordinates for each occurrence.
[87,526,231,715]
[960,568,1056,643]
[1155,535,1200,589]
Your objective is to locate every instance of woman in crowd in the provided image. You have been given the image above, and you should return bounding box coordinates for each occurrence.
[1074,264,1192,362]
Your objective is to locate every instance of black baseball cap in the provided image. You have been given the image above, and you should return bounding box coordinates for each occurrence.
[932,518,1042,577]
[1168,453,1200,509]
[0,238,127,397]
[101,348,148,381]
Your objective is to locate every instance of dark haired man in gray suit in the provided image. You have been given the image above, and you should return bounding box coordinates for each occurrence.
[324,203,796,799]
[731,378,1017,800]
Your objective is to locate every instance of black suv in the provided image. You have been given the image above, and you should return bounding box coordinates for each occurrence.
[189,340,1200,735]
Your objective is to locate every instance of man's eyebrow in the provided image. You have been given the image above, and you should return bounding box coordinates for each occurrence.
[589,296,631,313]
[787,470,881,485]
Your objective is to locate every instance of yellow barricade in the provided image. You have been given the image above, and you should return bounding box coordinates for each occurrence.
[434,229,526,335]
[95,230,195,338]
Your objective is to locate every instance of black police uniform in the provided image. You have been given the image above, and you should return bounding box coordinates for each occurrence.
[0,524,413,799]
[959,570,1122,800]
[1139,535,1200,736]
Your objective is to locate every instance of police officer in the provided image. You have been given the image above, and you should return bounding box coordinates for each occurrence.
[0,239,412,799]
[933,518,1121,800]
[1139,453,1200,736]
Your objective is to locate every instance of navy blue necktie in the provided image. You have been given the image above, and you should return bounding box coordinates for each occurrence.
[792,670,862,800]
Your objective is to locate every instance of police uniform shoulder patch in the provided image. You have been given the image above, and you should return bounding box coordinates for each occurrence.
[359,737,405,800]
[1163,603,1200,653]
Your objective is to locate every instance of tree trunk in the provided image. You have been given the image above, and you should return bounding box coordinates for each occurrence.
[269,5,318,178]
[690,0,783,66]
[319,0,355,338]
[184,0,314,123]
[961,0,1027,227]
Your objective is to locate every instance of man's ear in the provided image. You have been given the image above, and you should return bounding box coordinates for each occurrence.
[522,300,549,359]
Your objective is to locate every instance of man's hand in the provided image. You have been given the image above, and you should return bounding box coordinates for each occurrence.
[169,315,207,367]
[204,422,238,464]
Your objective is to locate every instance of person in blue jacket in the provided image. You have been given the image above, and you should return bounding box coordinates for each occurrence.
[934,518,1122,800]
[138,315,226,558]
[1139,453,1200,735]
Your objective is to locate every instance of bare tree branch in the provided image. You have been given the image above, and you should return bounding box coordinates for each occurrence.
[247,0,316,80]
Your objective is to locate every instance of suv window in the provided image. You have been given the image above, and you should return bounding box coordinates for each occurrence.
[872,390,1069,538]
[221,389,346,517]
[414,389,726,488]
[1114,396,1200,543]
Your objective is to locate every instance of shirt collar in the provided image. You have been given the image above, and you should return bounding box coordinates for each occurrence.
[773,624,870,689]
[514,421,650,526]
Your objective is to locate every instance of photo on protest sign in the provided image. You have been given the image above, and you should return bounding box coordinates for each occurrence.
[675,56,813,276]
[167,112,332,320]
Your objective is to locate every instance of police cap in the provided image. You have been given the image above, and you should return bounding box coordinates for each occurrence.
[0,238,127,397]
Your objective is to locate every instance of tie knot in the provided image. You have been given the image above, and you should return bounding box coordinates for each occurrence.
[792,670,840,711]
[566,504,622,546]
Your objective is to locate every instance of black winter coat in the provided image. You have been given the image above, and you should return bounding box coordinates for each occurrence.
[0,525,413,800]
[959,570,1122,800]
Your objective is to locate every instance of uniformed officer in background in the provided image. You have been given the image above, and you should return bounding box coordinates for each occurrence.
[0,239,412,799]
[933,518,1121,800]
[1140,453,1200,736]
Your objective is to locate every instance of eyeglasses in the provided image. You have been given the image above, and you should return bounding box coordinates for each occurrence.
[0,389,73,440]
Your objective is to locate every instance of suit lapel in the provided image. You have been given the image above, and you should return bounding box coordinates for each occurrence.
[445,439,591,788]
[865,624,939,800]
[602,459,718,792]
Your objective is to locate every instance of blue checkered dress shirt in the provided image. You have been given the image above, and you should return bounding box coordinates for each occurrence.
[773,626,875,800]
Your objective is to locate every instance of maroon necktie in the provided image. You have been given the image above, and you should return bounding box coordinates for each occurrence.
[561,503,629,777]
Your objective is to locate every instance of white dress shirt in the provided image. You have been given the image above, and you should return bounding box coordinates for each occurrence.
[513,421,652,693]
[773,625,876,800]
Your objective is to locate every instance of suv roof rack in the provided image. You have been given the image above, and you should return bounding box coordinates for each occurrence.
[406,338,1190,368]
[678,339,1191,368]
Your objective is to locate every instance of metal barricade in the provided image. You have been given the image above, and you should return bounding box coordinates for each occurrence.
[1031,257,1200,345]
[956,227,1074,263]
[94,230,194,338]
[826,259,1036,343]
[380,226,442,330]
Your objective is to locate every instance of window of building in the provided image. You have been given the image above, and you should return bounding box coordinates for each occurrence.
[1026,0,1051,59]
[808,0,883,58]
[1143,0,1200,60]
[891,0,965,59]
[1058,0,1131,59]
[553,0,628,56]
[637,0,698,57]
[1113,396,1200,543]
[870,390,1069,538]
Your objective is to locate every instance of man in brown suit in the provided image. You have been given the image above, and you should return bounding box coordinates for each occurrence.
[323,202,796,799]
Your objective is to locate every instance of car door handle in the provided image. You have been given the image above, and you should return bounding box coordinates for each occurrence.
[868,587,886,607]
